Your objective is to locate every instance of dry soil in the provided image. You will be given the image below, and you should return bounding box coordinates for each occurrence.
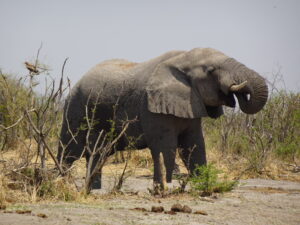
[1,176,299,225]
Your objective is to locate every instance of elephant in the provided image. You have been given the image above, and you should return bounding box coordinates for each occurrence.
[57,48,268,189]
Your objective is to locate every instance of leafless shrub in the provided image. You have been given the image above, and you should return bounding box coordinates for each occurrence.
[24,59,69,173]
[80,91,137,194]
[0,46,73,202]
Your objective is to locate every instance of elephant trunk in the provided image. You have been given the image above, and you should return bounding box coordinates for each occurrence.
[224,58,269,114]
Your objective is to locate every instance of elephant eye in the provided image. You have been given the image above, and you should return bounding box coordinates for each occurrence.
[207,66,215,73]
[202,65,215,74]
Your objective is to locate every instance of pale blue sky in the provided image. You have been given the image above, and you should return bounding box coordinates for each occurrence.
[0,0,299,91]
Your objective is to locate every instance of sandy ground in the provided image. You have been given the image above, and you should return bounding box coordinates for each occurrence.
[1,176,299,225]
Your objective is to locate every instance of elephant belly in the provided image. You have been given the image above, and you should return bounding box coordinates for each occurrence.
[114,112,147,151]
[124,124,147,150]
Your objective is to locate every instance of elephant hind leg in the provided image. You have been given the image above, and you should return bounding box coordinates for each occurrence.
[57,136,85,174]
[85,147,116,190]
[85,153,102,189]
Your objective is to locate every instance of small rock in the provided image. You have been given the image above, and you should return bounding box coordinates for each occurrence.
[37,213,48,218]
[132,207,147,212]
[151,206,164,213]
[194,210,208,215]
[211,194,218,199]
[200,191,212,197]
[165,210,177,215]
[7,182,22,190]
[16,210,31,214]
[66,218,72,221]
[182,205,192,213]
[3,210,13,213]
[0,205,6,210]
[199,197,215,203]
[171,203,183,212]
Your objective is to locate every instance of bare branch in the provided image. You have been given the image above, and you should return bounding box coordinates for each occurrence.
[0,109,35,131]
[35,42,43,68]
[40,137,64,175]
[0,115,24,130]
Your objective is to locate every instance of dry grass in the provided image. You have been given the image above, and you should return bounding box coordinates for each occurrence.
[206,147,300,182]
[0,144,299,206]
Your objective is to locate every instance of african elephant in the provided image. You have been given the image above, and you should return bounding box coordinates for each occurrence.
[57,48,268,189]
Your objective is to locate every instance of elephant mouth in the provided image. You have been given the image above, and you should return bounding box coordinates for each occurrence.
[221,90,252,109]
[235,92,251,102]
[220,91,236,108]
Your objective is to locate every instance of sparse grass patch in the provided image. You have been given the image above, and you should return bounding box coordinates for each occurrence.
[37,177,79,201]
[1,163,80,203]
[129,149,153,169]
[0,175,7,206]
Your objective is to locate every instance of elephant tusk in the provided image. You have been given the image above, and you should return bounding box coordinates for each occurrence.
[230,81,248,92]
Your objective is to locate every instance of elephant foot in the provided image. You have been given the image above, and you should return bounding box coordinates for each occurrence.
[148,181,168,197]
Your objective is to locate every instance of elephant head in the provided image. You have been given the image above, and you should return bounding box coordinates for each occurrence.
[146,48,268,118]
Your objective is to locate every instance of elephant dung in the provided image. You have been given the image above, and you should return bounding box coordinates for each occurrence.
[171,203,183,212]
[194,210,208,215]
[151,206,164,213]
[171,204,192,213]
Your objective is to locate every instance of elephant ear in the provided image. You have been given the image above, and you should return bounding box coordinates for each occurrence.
[146,53,210,119]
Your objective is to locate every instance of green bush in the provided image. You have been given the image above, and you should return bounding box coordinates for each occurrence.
[190,164,237,196]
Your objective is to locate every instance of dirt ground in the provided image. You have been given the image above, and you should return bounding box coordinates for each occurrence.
[1,175,299,225]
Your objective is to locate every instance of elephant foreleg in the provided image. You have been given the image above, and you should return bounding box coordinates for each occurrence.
[178,128,206,175]
[141,112,178,187]
[151,152,167,189]
[162,148,177,182]
[150,142,177,187]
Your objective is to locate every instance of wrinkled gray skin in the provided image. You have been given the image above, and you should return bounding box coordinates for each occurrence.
[57,48,268,189]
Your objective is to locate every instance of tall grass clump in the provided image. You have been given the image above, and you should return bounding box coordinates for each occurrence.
[0,74,32,150]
